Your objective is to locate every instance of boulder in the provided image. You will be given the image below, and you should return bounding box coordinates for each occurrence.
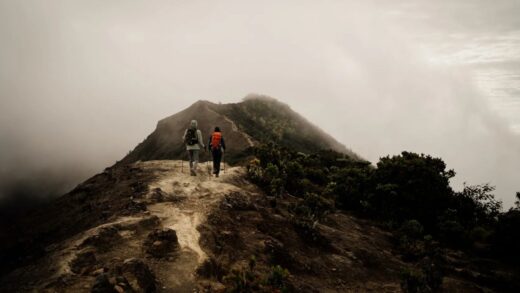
[70,250,97,275]
[122,258,157,292]
[144,228,178,258]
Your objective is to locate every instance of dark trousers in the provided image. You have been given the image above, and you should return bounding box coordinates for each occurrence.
[211,148,222,175]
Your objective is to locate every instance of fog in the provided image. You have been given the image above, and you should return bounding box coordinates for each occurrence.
[1,0,519,207]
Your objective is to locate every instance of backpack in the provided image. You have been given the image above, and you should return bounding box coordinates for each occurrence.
[211,132,222,150]
[185,128,198,146]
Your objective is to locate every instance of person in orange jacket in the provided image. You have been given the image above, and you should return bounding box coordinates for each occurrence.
[207,127,226,177]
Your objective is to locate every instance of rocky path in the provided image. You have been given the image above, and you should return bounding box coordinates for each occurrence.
[140,160,245,291]
[0,160,246,292]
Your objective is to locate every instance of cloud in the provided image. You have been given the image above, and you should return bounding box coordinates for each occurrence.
[0,0,519,206]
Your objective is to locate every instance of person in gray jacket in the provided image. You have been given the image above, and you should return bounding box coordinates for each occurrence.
[182,120,205,176]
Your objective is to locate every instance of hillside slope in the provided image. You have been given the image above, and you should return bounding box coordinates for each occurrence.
[119,95,359,166]
[0,161,501,292]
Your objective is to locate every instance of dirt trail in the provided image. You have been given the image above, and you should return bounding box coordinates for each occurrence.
[139,160,245,291]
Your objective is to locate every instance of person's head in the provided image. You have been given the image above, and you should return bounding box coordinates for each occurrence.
[190,120,198,129]
[214,126,221,132]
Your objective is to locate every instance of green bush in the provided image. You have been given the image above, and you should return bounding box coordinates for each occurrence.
[222,255,292,293]
[401,268,430,293]
[289,192,334,221]
[401,257,443,293]
[494,203,520,263]
[328,164,373,211]
[372,152,455,230]
[399,220,425,240]
[266,265,290,291]
[247,143,518,264]
[437,209,469,248]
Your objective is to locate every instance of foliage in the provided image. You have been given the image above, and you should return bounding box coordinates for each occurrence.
[291,217,330,248]
[400,257,443,293]
[371,152,455,231]
[452,184,502,228]
[397,220,431,261]
[401,268,431,293]
[494,195,520,264]
[223,255,291,293]
[266,265,290,292]
[289,193,334,221]
[399,220,425,240]
[221,97,355,156]
[327,163,373,211]
[247,143,520,266]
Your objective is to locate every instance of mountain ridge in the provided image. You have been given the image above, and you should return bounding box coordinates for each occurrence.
[119,95,359,166]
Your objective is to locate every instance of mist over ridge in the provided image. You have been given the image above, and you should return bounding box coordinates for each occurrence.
[0,0,519,207]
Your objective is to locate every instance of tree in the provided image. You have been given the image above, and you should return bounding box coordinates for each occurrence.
[371,152,455,230]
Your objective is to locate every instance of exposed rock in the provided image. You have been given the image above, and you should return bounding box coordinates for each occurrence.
[81,226,121,250]
[221,192,255,210]
[264,238,294,269]
[122,258,157,292]
[122,200,147,215]
[91,271,134,293]
[144,228,178,258]
[91,273,115,293]
[196,257,227,280]
[197,280,226,293]
[70,250,97,275]
[148,188,167,203]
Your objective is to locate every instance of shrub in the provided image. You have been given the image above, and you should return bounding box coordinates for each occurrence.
[494,208,520,264]
[401,257,443,293]
[399,220,425,240]
[452,184,502,228]
[400,268,430,293]
[289,193,333,221]
[223,256,260,292]
[292,217,330,248]
[266,265,290,291]
[372,152,455,231]
[437,209,469,248]
[328,164,373,211]
[222,255,292,293]
[397,220,427,260]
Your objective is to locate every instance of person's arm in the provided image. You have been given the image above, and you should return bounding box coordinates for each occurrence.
[197,130,205,149]
[182,129,187,142]
[221,136,226,151]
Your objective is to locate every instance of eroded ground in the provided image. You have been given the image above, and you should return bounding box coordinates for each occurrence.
[0,160,245,292]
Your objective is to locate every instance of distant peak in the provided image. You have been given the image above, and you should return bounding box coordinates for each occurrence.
[192,99,214,106]
[243,93,280,103]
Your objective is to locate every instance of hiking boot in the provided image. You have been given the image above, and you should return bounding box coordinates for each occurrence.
[190,169,196,176]
[215,173,219,178]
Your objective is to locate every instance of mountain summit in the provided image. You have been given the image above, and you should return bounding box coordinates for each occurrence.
[120,95,358,165]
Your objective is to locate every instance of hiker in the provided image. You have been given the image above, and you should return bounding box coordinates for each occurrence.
[208,126,226,177]
[183,120,205,176]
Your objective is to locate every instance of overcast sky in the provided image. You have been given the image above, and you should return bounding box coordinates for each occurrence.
[1,0,519,206]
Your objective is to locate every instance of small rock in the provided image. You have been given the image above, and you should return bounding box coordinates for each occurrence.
[91,273,112,293]
[122,258,157,292]
[149,188,167,202]
[91,268,106,276]
[114,285,124,293]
